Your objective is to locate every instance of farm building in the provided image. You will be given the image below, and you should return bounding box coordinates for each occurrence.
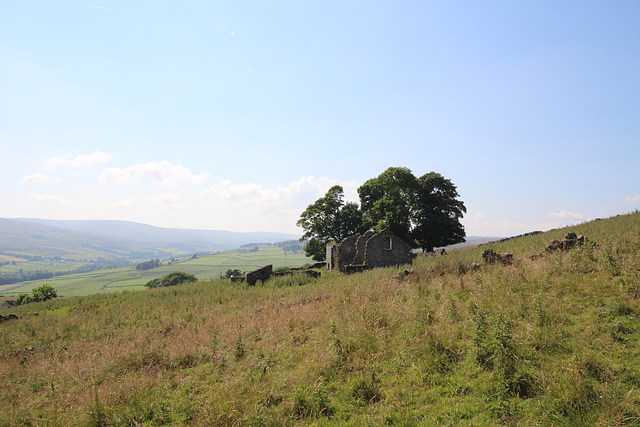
[326,229,413,272]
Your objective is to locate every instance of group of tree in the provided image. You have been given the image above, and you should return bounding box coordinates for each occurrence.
[14,284,58,305]
[145,271,198,288]
[275,240,304,252]
[136,259,161,271]
[297,167,467,261]
[0,270,55,286]
[223,269,243,278]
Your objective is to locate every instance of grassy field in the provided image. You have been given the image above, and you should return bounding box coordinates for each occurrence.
[0,245,312,297]
[0,254,27,262]
[1,212,639,425]
[0,260,85,274]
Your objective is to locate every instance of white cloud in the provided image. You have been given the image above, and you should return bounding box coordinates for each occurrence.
[547,210,584,220]
[21,172,54,185]
[28,193,68,204]
[202,176,354,206]
[44,150,113,168]
[153,194,183,209]
[625,194,640,203]
[100,161,209,187]
[193,176,359,233]
[112,199,136,208]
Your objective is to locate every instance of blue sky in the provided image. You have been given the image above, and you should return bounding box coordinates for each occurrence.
[2,1,639,236]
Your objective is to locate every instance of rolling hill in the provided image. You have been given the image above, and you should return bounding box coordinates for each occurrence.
[16,218,299,253]
[0,218,171,261]
[2,218,300,260]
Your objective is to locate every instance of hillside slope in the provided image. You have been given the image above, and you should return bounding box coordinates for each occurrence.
[16,218,299,252]
[0,218,170,260]
[1,211,639,425]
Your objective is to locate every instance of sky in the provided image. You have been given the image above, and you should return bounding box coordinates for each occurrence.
[2,1,639,237]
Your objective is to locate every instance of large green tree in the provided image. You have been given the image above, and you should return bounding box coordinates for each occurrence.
[412,172,467,252]
[357,167,419,245]
[297,185,367,261]
[358,167,466,252]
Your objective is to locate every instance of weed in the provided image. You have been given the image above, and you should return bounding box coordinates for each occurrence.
[601,246,622,276]
[611,321,634,343]
[472,306,493,370]
[291,394,309,419]
[569,241,598,273]
[209,328,219,359]
[234,333,245,361]
[534,296,548,327]
[352,372,382,404]
[88,385,108,427]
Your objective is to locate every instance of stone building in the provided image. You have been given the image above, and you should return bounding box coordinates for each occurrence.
[326,229,413,272]
[246,264,272,285]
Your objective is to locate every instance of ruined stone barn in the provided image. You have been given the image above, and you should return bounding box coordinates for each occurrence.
[326,229,414,272]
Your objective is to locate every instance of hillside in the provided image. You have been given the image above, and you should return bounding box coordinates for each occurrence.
[1,212,639,425]
[16,218,300,253]
[0,218,172,261]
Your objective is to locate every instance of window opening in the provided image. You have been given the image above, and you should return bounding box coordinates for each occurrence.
[383,237,392,250]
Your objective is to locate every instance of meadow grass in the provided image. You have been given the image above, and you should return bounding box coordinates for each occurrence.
[0,260,85,274]
[0,212,639,425]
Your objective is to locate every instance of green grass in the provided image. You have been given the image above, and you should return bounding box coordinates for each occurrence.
[0,245,312,297]
[1,212,639,425]
[0,260,85,274]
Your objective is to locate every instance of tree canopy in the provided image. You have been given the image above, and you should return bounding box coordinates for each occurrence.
[359,167,466,252]
[296,185,367,261]
[412,172,467,252]
[358,167,419,245]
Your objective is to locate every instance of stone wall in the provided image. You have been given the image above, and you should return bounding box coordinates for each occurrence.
[353,231,374,265]
[337,235,359,269]
[246,264,272,285]
[326,229,413,272]
[366,229,413,269]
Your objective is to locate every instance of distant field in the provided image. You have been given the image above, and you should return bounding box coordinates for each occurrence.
[0,254,27,262]
[0,245,312,297]
[0,260,85,274]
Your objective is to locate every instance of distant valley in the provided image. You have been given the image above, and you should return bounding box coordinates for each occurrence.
[0,218,301,290]
[0,217,498,293]
[2,218,300,260]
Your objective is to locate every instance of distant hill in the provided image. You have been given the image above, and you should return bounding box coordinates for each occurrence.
[10,218,299,256]
[0,218,175,260]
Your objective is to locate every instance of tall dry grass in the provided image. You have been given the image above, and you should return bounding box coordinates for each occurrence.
[1,211,640,425]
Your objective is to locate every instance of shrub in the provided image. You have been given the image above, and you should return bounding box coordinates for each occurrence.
[14,284,58,305]
[145,272,198,288]
[224,269,243,278]
[14,293,33,305]
[32,284,57,301]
